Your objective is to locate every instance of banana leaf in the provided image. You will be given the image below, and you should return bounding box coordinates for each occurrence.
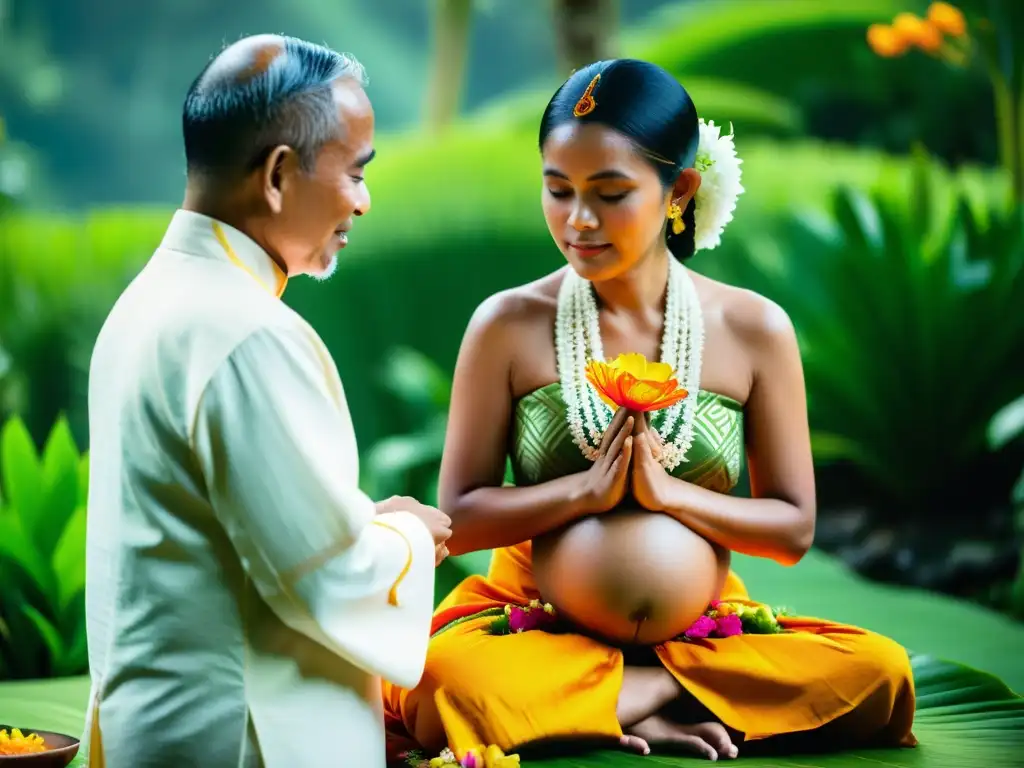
[1,654,1019,768]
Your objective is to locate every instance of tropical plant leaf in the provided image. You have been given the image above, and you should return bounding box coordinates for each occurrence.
[362,414,447,502]
[0,416,44,534]
[380,347,453,414]
[0,585,49,680]
[52,505,87,611]
[19,604,64,671]
[718,160,1024,517]
[0,511,58,611]
[37,415,81,558]
[55,590,88,678]
[989,394,1024,451]
[76,454,89,508]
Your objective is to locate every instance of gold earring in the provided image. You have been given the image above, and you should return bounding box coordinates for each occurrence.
[667,201,685,235]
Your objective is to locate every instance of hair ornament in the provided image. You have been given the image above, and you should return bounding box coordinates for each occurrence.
[572,74,601,118]
[692,119,744,252]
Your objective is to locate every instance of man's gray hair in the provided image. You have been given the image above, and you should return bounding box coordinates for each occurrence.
[182,36,367,177]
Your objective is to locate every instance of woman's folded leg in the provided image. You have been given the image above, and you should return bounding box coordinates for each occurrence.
[383,614,626,758]
[656,614,917,750]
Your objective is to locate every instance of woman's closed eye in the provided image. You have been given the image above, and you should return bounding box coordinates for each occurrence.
[546,188,631,203]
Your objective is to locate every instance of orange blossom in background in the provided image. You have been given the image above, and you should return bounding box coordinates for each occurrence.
[866,3,966,59]
[864,2,1023,203]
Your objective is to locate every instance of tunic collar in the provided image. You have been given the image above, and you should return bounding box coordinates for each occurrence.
[161,209,288,298]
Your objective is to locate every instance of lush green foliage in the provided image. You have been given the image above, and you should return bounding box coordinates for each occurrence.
[361,347,453,506]
[627,0,999,168]
[6,0,1004,207]
[0,208,169,445]
[715,157,1024,522]
[0,415,89,680]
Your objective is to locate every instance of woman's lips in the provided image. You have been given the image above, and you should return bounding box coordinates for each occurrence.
[568,241,611,258]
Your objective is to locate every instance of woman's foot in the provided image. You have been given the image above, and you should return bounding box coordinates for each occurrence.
[620,715,739,760]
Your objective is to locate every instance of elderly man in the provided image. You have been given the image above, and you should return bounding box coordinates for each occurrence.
[82,35,451,768]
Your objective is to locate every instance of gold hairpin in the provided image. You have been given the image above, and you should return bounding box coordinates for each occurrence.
[573,74,601,118]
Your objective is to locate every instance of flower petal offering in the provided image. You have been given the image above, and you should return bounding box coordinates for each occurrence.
[681,601,788,641]
[406,743,521,767]
[585,352,689,412]
[0,727,47,756]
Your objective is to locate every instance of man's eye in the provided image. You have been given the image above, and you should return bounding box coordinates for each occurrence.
[547,188,571,199]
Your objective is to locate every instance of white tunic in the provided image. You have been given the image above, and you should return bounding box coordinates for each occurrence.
[81,209,436,768]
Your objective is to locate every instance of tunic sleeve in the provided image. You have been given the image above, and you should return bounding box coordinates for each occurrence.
[191,324,436,689]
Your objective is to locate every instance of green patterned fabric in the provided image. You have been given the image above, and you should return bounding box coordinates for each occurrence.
[510,382,744,493]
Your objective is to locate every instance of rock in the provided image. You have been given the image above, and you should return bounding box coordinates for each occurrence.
[821,503,1023,611]
[814,508,871,551]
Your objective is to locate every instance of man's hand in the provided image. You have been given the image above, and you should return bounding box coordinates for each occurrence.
[375,496,452,566]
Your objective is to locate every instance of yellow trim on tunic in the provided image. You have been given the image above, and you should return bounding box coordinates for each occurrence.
[372,520,415,606]
[87,698,105,768]
[211,220,288,298]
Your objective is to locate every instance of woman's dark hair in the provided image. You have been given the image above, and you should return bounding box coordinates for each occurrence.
[539,59,699,260]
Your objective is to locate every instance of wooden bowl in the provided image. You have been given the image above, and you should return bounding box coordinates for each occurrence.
[0,726,79,767]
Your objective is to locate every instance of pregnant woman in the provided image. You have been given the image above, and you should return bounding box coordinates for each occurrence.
[383,59,916,762]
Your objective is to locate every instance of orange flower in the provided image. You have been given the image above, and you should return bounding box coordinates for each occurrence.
[585,353,689,413]
[867,23,909,58]
[0,728,47,756]
[892,12,944,53]
[927,2,967,37]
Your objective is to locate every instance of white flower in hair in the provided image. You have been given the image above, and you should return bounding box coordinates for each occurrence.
[692,119,744,252]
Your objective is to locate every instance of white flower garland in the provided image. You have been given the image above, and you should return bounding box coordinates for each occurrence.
[556,257,705,470]
[692,119,744,252]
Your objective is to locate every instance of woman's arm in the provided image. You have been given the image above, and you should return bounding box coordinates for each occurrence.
[632,297,816,566]
[439,292,632,556]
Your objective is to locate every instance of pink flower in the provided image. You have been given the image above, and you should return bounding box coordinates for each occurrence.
[714,613,743,638]
[508,604,557,633]
[508,607,530,633]
[461,751,480,768]
[684,614,717,639]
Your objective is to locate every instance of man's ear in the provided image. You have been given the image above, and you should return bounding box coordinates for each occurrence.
[671,167,701,208]
[260,144,295,214]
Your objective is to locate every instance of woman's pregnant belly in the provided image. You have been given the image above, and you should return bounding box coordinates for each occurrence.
[532,508,729,646]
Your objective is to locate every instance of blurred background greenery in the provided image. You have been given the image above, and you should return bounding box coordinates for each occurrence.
[1,0,1023,687]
